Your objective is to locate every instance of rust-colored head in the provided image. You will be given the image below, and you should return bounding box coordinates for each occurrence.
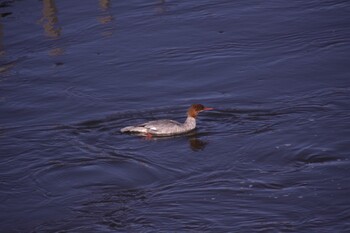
[187,104,213,118]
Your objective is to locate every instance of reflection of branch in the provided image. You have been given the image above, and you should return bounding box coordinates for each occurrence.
[99,0,110,11]
[98,15,113,24]
[155,0,166,14]
[98,0,113,37]
[0,22,4,56]
[49,47,64,56]
[0,60,16,73]
[42,0,61,38]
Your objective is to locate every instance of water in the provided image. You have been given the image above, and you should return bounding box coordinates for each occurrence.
[1,0,350,232]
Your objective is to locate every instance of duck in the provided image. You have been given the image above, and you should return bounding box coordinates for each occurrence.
[120,104,213,137]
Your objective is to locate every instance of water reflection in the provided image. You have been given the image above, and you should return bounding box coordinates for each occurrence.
[49,47,64,56]
[40,0,64,57]
[41,0,61,38]
[0,20,16,72]
[155,0,166,14]
[98,0,114,37]
[142,131,208,151]
[71,187,151,230]
[99,0,110,11]
[0,22,4,56]
[0,60,16,73]
[189,137,208,151]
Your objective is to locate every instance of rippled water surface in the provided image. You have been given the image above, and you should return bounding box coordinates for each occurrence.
[1,0,350,232]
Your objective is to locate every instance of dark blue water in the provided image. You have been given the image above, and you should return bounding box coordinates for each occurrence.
[1,0,350,232]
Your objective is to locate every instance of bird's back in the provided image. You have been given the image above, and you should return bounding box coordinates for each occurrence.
[140,119,183,135]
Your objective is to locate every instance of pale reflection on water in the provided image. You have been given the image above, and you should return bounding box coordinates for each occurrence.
[0,22,4,56]
[155,0,166,14]
[99,0,110,11]
[40,0,63,57]
[41,0,61,38]
[39,0,115,49]
[98,0,114,37]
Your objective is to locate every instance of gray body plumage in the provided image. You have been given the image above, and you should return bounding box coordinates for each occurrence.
[120,116,196,136]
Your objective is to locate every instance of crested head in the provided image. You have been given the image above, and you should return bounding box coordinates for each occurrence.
[187,104,213,118]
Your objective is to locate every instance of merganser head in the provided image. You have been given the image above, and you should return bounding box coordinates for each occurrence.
[187,104,213,118]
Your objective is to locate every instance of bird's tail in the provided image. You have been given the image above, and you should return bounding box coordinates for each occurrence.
[120,126,147,133]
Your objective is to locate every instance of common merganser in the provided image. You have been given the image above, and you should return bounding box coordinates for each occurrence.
[120,104,213,137]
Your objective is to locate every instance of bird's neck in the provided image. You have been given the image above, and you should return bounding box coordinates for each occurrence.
[184,115,196,130]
